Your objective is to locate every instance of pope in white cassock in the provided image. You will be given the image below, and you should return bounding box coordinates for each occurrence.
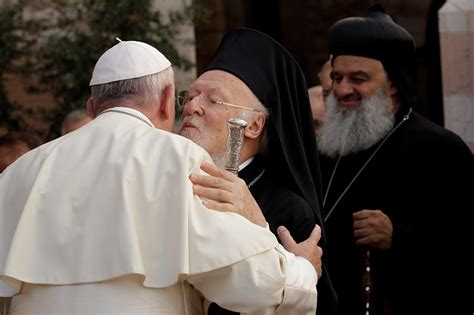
[0,40,321,314]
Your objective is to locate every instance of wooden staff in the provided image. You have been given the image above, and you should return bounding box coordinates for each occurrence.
[362,249,373,315]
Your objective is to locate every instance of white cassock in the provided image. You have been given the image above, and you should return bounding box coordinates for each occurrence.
[0,107,317,315]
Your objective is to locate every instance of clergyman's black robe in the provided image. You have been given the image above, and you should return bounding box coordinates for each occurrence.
[241,156,316,243]
[320,108,474,315]
[208,156,317,315]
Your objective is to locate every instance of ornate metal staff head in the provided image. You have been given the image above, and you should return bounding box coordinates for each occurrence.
[224,118,247,174]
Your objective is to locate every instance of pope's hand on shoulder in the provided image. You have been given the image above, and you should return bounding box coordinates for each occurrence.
[190,162,266,227]
[352,209,393,250]
[278,225,323,278]
[190,163,323,277]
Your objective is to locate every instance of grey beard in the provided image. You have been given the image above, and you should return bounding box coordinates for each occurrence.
[186,135,226,168]
[211,151,226,169]
[180,116,227,167]
[188,136,226,168]
[317,88,395,158]
[181,113,252,170]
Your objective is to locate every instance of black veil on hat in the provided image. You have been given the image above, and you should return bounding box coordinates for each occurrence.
[205,27,322,225]
[328,5,416,108]
[205,27,338,313]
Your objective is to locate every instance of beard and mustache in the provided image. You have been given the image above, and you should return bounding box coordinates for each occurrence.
[317,88,396,158]
[179,116,228,168]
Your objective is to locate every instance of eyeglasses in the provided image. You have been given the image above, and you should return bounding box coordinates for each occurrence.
[176,90,261,112]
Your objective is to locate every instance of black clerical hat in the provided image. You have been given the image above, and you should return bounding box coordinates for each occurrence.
[328,5,416,68]
[205,27,321,220]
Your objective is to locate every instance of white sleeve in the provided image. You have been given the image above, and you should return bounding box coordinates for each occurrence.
[273,245,318,315]
[0,276,22,297]
[187,244,317,315]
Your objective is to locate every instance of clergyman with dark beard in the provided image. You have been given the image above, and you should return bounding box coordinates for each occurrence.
[317,5,474,315]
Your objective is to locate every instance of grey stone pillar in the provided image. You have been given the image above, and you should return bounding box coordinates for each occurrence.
[439,0,474,152]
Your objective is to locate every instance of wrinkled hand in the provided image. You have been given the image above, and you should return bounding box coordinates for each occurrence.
[277,225,323,278]
[190,162,266,227]
[353,209,393,250]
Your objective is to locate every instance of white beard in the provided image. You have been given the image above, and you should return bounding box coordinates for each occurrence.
[180,111,254,169]
[317,88,395,158]
[210,151,226,169]
[180,116,227,168]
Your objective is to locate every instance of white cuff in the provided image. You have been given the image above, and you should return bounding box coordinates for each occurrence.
[275,245,318,289]
[0,276,22,297]
[273,245,318,314]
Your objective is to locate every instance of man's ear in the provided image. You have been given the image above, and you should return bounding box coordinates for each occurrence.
[387,79,398,96]
[155,84,175,131]
[244,112,266,139]
[158,84,175,125]
[386,79,401,112]
[86,97,97,117]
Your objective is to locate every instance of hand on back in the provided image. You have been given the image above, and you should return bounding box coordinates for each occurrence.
[190,162,266,227]
[278,225,323,278]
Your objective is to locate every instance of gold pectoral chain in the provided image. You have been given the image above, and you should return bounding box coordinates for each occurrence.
[247,169,265,188]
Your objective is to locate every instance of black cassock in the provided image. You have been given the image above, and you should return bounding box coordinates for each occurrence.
[320,107,474,315]
[209,155,339,315]
[241,155,316,243]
